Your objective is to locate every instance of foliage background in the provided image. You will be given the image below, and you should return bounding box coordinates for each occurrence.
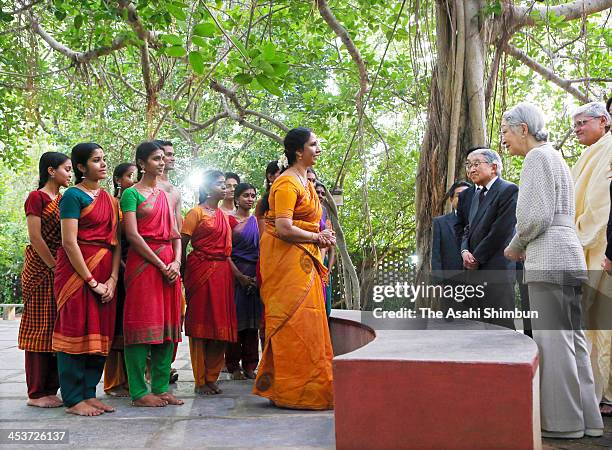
[0,0,609,304]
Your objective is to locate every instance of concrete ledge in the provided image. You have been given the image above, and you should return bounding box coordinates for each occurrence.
[329,311,375,356]
[330,310,540,450]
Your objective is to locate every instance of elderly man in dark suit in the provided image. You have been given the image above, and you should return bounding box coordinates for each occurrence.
[455,148,518,329]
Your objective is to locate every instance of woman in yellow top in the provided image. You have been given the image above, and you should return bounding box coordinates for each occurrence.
[253,127,336,410]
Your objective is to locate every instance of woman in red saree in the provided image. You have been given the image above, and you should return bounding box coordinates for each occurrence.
[121,142,183,408]
[53,143,121,417]
[103,162,136,397]
[19,152,72,408]
[253,128,336,410]
[182,170,237,395]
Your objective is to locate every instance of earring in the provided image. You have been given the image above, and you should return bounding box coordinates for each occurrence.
[140,168,145,173]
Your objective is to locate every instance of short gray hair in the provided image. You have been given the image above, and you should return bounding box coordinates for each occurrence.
[469,148,503,176]
[502,102,548,142]
[572,102,611,126]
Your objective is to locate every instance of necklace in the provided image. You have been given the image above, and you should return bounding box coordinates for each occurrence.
[79,182,100,198]
[202,203,217,215]
[293,171,308,188]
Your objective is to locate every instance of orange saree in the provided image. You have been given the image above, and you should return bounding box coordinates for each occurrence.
[52,190,119,355]
[252,176,333,410]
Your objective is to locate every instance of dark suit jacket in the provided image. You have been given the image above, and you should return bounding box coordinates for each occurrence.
[455,178,518,281]
[431,213,463,272]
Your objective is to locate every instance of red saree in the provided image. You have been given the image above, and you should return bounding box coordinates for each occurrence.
[123,189,182,345]
[52,190,118,355]
[184,208,237,342]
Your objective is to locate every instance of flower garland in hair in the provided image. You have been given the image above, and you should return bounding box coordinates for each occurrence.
[278,153,289,170]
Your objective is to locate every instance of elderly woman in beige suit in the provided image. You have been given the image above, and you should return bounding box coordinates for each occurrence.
[502,102,603,439]
[570,102,612,415]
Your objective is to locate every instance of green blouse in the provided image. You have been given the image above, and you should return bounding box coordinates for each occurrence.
[120,186,147,213]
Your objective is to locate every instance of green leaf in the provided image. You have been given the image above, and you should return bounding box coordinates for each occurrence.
[261,42,276,60]
[272,62,289,77]
[233,40,248,57]
[160,34,183,45]
[233,73,253,85]
[167,4,186,21]
[0,12,13,22]
[191,36,208,47]
[255,74,282,96]
[193,22,217,37]
[248,48,261,58]
[254,58,275,76]
[54,8,66,21]
[165,46,187,57]
[74,14,84,30]
[188,51,205,74]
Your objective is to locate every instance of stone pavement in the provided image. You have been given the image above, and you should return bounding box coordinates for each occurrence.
[0,320,334,449]
[3,318,612,450]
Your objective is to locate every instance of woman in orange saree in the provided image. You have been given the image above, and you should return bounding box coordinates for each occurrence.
[122,142,183,408]
[182,170,237,396]
[253,128,336,410]
[19,152,72,408]
[53,143,121,417]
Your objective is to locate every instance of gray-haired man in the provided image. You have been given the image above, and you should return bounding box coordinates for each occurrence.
[455,148,518,329]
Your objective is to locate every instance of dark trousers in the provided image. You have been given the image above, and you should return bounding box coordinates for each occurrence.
[56,353,106,407]
[225,329,259,372]
[25,351,60,399]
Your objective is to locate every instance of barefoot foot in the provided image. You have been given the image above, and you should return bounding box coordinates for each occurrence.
[27,396,63,408]
[132,393,168,407]
[206,382,223,394]
[105,387,130,397]
[66,401,103,416]
[85,398,115,412]
[194,384,216,396]
[231,370,247,380]
[156,392,184,405]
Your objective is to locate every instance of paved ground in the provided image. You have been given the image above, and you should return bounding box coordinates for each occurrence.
[0,320,334,449]
[3,318,612,449]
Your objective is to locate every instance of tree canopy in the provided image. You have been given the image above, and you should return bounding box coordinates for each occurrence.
[0,0,610,306]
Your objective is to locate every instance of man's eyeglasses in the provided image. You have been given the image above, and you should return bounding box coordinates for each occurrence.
[573,117,596,130]
[464,161,489,170]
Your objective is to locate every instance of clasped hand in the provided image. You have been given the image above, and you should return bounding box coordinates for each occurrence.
[461,251,479,270]
[237,273,257,288]
[90,280,112,303]
[159,260,181,284]
[503,246,525,262]
[317,229,336,248]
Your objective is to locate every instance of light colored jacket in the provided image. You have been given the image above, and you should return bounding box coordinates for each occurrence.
[508,143,586,285]
[571,132,612,269]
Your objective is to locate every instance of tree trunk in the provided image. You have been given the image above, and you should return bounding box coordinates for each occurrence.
[324,189,360,310]
[415,0,487,298]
